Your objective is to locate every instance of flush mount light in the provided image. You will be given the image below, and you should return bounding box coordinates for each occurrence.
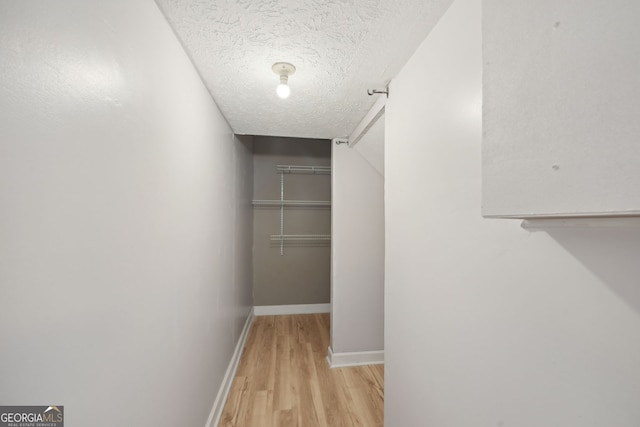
[272,62,296,99]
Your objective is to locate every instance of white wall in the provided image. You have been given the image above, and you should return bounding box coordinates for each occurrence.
[483,0,640,217]
[385,0,640,425]
[0,1,253,426]
[331,127,385,355]
[353,114,385,176]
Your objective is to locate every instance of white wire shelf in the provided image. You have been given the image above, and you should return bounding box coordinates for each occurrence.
[276,165,331,175]
[252,199,331,207]
[270,234,332,241]
[257,164,333,254]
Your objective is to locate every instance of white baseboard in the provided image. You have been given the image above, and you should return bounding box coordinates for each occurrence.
[253,303,331,316]
[206,308,254,427]
[326,346,384,368]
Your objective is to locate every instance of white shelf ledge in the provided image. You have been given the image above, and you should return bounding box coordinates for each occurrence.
[270,234,331,241]
[521,217,640,231]
[484,209,640,220]
[276,165,331,174]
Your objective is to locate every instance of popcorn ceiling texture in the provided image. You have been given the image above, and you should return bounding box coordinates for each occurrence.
[154,0,453,139]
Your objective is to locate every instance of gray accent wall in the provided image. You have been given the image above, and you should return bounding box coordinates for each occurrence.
[252,136,331,306]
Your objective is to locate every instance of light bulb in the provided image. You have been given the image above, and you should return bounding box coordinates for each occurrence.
[276,82,290,99]
[272,62,295,99]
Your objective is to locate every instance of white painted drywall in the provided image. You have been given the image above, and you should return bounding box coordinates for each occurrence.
[353,113,385,176]
[0,1,253,426]
[331,127,384,354]
[482,0,640,217]
[385,0,640,425]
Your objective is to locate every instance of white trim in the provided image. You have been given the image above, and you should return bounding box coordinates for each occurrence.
[206,308,254,427]
[326,346,384,368]
[253,303,331,316]
[348,95,386,148]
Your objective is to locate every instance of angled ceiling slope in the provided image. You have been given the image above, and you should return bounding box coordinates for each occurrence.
[155,0,453,139]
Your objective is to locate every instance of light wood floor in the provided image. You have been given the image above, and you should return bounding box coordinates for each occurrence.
[220,314,384,427]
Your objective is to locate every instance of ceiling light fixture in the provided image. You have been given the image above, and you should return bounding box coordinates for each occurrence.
[272,62,296,99]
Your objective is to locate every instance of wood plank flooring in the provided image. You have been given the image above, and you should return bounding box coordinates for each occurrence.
[220,314,384,427]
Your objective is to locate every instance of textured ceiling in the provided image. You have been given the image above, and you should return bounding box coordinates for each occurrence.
[155,0,453,139]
